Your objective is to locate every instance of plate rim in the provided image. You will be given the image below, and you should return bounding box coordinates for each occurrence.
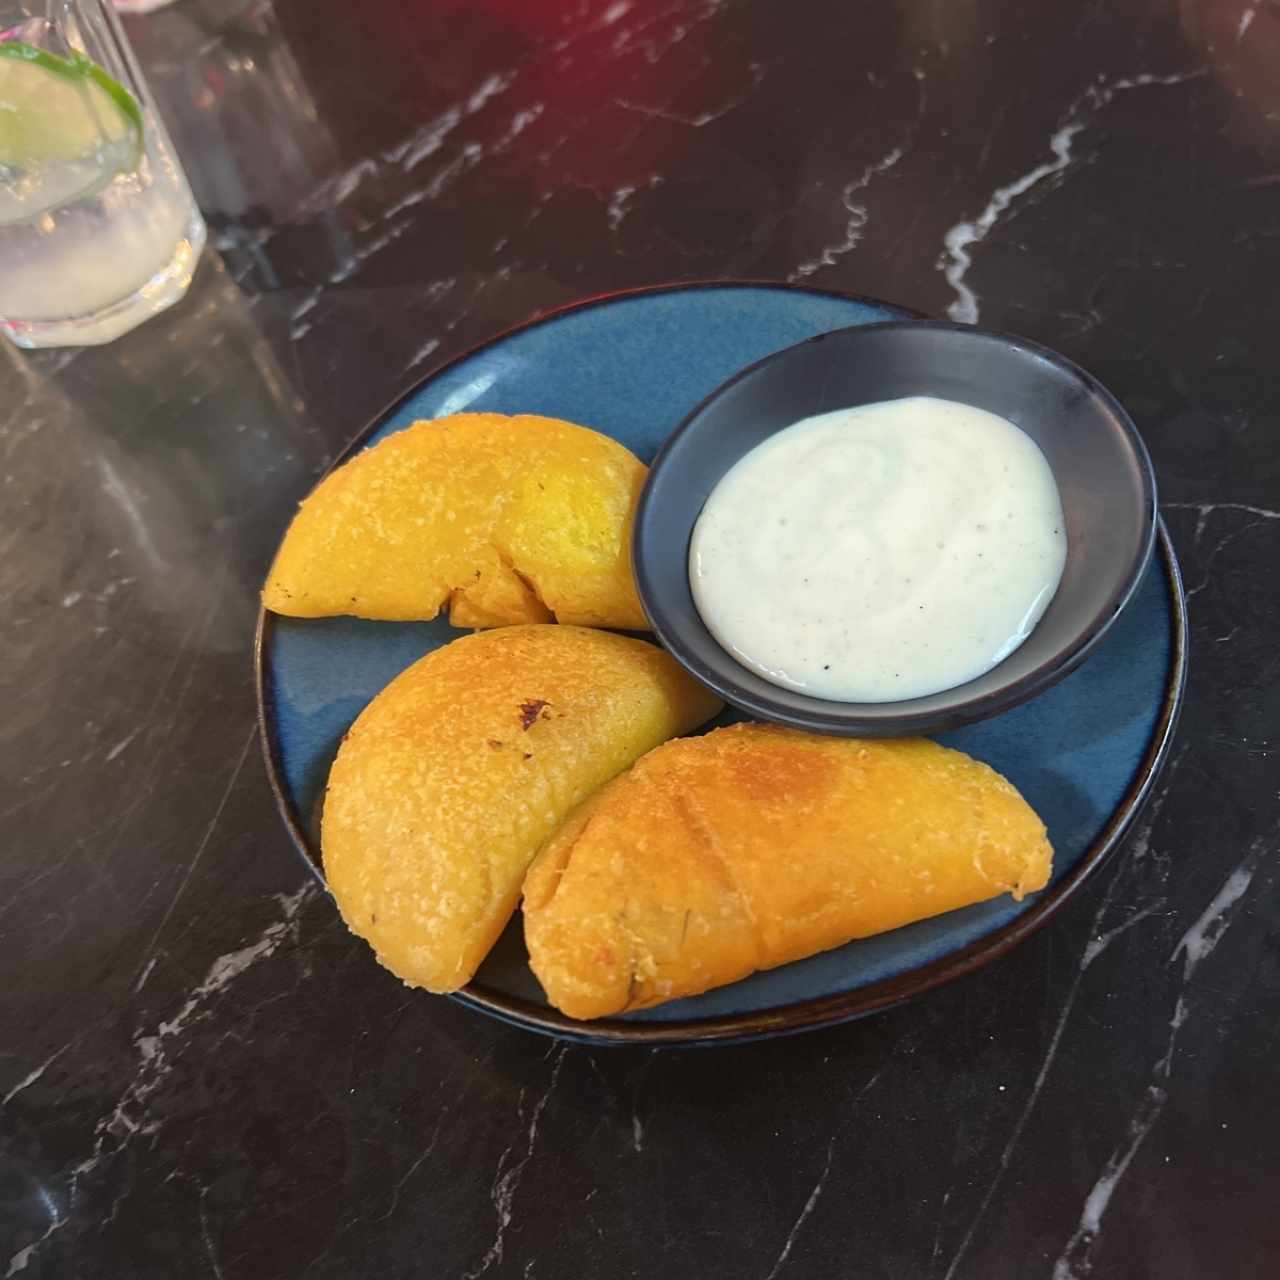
[253,280,1188,1047]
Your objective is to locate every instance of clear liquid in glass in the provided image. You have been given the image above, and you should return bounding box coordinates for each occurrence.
[0,4,207,347]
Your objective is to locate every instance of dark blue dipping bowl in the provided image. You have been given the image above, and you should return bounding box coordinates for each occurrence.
[633,320,1157,736]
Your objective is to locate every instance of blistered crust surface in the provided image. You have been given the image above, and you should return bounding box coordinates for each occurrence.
[263,412,648,629]
[321,626,722,992]
[523,724,1053,1019]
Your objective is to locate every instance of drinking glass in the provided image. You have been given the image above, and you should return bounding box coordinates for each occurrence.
[0,0,206,347]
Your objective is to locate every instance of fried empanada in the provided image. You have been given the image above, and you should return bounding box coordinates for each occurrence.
[523,724,1052,1018]
[322,625,722,992]
[263,412,647,629]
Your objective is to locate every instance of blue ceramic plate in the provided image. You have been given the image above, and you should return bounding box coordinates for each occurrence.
[256,283,1187,1046]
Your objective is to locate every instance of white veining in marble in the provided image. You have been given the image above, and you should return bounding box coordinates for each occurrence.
[383,107,461,169]
[606,175,661,232]
[2,1041,71,1108]
[288,288,322,342]
[607,184,636,230]
[404,104,543,214]
[1163,500,1280,523]
[1171,864,1256,980]
[129,726,259,993]
[198,1184,225,1280]
[463,1045,568,1279]
[762,1059,891,1278]
[332,217,416,283]
[790,67,926,282]
[132,953,160,994]
[93,888,314,1159]
[382,1112,449,1223]
[940,118,1082,324]
[466,71,517,116]
[324,158,379,207]
[605,0,726,62]
[615,60,763,128]
[104,728,141,763]
[1052,1043,1174,1280]
[1163,501,1279,600]
[941,771,1182,1280]
[763,1138,836,1280]
[789,146,905,282]
[5,1217,66,1278]
[1080,899,1167,970]
[395,279,458,374]
[397,72,516,172]
[4,881,315,1275]
[1050,839,1265,1279]
[939,70,1203,323]
[288,67,524,293]
[626,1048,658,1158]
[404,337,442,373]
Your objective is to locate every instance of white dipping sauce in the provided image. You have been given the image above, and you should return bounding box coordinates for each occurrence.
[689,396,1067,702]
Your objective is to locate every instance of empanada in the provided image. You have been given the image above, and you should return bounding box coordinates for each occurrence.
[263,413,647,629]
[523,724,1052,1018]
[322,625,721,991]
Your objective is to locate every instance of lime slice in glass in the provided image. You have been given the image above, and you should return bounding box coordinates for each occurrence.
[0,41,144,224]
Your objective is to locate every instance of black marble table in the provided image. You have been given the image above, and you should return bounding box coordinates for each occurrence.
[4,1,1277,1276]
